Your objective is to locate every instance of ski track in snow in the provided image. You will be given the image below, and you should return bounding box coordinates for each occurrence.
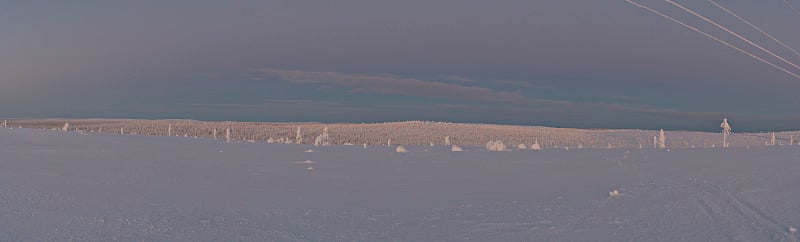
[1,128,799,241]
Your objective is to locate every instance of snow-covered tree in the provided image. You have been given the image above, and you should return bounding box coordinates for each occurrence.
[444,136,451,146]
[451,145,463,152]
[653,136,657,149]
[517,143,527,149]
[387,139,392,147]
[658,129,666,149]
[771,132,776,146]
[168,124,173,136]
[212,128,217,139]
[720,118,731,148]
[267,137,275,144]
[295,126,303,144]
[314,126,330,146]
[61,123,69,132]
[2,120,6,128]
[226,128,231,142]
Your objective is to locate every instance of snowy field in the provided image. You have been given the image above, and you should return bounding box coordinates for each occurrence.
[1,128,799,241]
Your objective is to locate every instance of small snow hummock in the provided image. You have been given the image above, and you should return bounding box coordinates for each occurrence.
[609,189,621,197]
[789,226,797,234]
[451,145,463,152]
[395,146,408,153]
[304,149,314,153]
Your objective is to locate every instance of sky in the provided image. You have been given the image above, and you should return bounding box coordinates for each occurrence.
[2,0,800,132]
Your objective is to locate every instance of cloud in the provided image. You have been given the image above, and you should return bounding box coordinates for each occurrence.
[258,68,567,106]
[255,68,745,125]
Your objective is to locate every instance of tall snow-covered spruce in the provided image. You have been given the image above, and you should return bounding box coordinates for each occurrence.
[295,126,303,144]
[658,129,666,149]
[226,128,231,143]
[720,118,731,148]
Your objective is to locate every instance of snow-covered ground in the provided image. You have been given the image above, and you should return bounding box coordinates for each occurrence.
[1,128,799,241]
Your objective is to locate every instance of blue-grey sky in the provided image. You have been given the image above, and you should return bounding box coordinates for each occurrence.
[2,0,800,131]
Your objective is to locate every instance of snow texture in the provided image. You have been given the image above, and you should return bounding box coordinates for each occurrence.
[0,128,799,241]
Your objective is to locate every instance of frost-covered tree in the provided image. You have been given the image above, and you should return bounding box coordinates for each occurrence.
[387,139,392,147]
[653,136,657,149]
[295,126,303,144]
[61,123,69,132]
[720,118,731,148]
[168,124,173,136]
[226,128,231,142]
[314,126,330,146]
[212,128,217,139]
[120,127,124,134]
[658,129,666,149]
[2,120,6,128]
[267,137,275,144]
[771,132,776,146]
[517,143,527,149]
[445,136,451,146]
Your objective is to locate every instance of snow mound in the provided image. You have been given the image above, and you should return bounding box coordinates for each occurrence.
[395,146,408,153]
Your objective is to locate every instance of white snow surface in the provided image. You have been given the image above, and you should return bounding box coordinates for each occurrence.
[1,128,800,241]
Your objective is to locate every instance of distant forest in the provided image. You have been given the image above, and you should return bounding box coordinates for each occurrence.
[4,119,798,149]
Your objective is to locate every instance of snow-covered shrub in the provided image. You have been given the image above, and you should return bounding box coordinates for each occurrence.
[517,143,527,149]
[486,140,507,151]
[61,123,69,132]
[445,136,451,146]
[314,136,322,147]
[530,142,542,150]
[395,146,408,153]
[451,145,463,152]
